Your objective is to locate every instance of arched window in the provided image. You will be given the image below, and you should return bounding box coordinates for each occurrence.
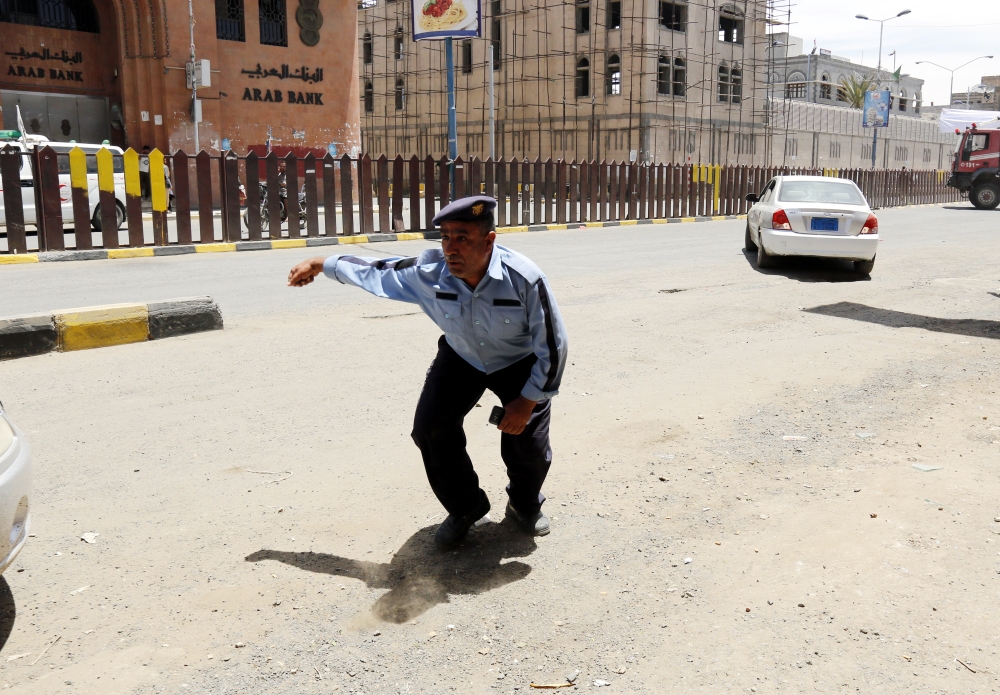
[216,0,245,41]
[606,54,621,95]
[836,75,848,101]
[364,82,374,113]
[718,4,743,44]
[898,88,907,111]
[657,56,671,95]
[672,57,686,96]
[395,79,405,110]
[363,32,373,64]
[729,62,742,103]
[0,0,99,32]
[259,0,287,47]
[394,27,405,61]
[819,72,831,99]
[575,58,590,97]
[785,71,806,99]
[914,93,921,114]
[718,62,731,102]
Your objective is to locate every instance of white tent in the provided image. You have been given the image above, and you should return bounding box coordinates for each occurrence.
[939,109,1000,133]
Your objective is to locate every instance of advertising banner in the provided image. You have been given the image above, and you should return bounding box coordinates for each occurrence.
[412,0,481,40]
[862,90,890,128]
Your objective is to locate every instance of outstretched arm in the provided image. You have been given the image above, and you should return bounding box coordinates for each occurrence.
[288,254,422,303]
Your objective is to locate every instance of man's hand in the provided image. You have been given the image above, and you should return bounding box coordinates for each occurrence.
[498,396,537,435]
[288,257,327,287]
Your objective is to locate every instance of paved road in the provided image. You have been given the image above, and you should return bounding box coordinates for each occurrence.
[1,201,999,694]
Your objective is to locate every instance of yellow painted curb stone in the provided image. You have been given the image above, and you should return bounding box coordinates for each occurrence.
[0,254,39,264]
[196,243,237,253]
[395,233,424,241]
[271,239,307,249]
[108,248,154,259]
[54,303,149,352]
[336,236,369,244]
[681,217,697,223]
[619,220,638,226]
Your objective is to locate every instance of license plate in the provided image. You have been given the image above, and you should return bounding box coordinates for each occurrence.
[810,217,838,232]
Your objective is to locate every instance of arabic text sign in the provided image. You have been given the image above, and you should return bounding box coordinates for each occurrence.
[241,63,324,84]
[862,90,890,128]
[412,0,481,40]
[5,47,83,64]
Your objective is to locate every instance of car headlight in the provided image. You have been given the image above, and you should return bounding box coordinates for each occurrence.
[0,415,13,458]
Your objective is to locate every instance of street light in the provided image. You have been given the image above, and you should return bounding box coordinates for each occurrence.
[915,56,994,107]
[855,9,911,168]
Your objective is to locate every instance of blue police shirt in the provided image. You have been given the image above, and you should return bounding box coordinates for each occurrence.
[323,244,568,402]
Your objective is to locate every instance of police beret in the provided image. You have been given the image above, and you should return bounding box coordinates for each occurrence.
[432,195,497,226]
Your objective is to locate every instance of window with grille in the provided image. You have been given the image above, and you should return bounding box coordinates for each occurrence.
[730,64,741,103]
[718,5,743,44]
[607,0,620,29]
[216,0,245,40]
[785,73,805,99]
[657,56,670,95]
[259,0,287,46]
[672,57,685,96]
[718,63,730,102]
[820,82,831,100]
[461,39,472,73]
[576,58,590,97]
[606,54,621,95]
[576,0,589,33]
[395,29,405,60]
[659,1,685,31]
[364,82,374,112]
[898,90,907,111]
[363,32,373,63]
[395,79,405,110]
[0,0,100,32]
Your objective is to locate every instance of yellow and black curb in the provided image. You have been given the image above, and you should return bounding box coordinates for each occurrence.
[0,296,222,361]
[0,214,750,265]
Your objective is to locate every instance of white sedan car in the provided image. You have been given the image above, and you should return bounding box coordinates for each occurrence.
[744,175,880,274]
[0,405,31,575]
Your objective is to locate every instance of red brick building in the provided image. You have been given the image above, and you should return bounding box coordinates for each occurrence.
[0,0,360,156]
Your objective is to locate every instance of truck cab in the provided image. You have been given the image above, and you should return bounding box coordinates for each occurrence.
[947,125,1000,209]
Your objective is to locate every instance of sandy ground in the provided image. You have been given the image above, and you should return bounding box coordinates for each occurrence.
[0,203,999,694]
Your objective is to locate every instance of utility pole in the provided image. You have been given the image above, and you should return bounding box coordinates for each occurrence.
[488,44,495,161]
[445,38,458,198]
[189,0,199,152]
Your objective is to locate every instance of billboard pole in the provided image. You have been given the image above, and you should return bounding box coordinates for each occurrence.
[488,44,495,161]
[446,37,458,199]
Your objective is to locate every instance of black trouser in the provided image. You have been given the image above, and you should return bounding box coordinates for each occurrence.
[412,336,552,520]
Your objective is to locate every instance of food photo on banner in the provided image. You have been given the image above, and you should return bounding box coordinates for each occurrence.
[862,89,890,128]
[412,0,481,39]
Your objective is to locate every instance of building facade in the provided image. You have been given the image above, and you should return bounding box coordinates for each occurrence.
[950,75,999,111]
[0,0,360,155]
[769,33,924,116]
[359,0,771,165]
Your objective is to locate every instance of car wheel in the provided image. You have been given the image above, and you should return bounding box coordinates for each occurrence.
[854,256,875,274]
[970,183,1000,210]
[92,201,126,231]
[744,223,757,251]
[756,235,776,268]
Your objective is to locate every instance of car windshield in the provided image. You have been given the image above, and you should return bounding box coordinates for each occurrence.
[777,181,865,205]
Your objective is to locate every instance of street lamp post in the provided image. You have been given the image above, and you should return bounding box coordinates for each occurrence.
[856,9,911,168]
[915,56,994,107]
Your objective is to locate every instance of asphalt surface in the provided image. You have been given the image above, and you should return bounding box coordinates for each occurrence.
[1,201,999,694]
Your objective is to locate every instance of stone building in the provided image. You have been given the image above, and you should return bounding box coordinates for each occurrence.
[769,33,924,117]
[359,0,772,165]
[950,76,999,111]
[0,0,360,155]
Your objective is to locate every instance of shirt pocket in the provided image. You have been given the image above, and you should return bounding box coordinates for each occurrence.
[429,299,462,330]
[491,305,527,339]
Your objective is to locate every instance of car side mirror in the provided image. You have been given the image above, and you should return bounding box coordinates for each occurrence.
[745,193,759,203]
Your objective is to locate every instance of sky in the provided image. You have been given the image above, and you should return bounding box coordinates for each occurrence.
[783,0,999,106]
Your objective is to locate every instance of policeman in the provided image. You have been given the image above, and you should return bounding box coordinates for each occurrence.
[288,195,568,551]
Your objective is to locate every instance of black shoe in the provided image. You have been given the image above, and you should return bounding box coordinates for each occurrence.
[435,494,491,551]
[505,501,550,536]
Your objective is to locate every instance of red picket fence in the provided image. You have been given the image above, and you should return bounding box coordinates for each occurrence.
[0,146,964,255]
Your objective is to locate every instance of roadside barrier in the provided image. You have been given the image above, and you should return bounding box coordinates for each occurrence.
[0,144,964,257]
[0,297,222,361]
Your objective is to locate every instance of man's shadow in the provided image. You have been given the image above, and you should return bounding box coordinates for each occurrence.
[246,521,537,623]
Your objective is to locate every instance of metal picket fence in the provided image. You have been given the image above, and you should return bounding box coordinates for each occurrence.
[0,144,965,255]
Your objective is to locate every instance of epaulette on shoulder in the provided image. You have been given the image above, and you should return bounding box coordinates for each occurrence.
[497,245,544,284]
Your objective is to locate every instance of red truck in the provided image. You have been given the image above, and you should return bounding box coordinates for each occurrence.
[947,119,1000,209]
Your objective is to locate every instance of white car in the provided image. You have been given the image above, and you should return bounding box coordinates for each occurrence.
[744,175,880,274]
[0,133,127,232]
[0,404,31,575]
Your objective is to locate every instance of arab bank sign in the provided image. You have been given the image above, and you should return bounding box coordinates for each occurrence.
[411,0,481,40]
